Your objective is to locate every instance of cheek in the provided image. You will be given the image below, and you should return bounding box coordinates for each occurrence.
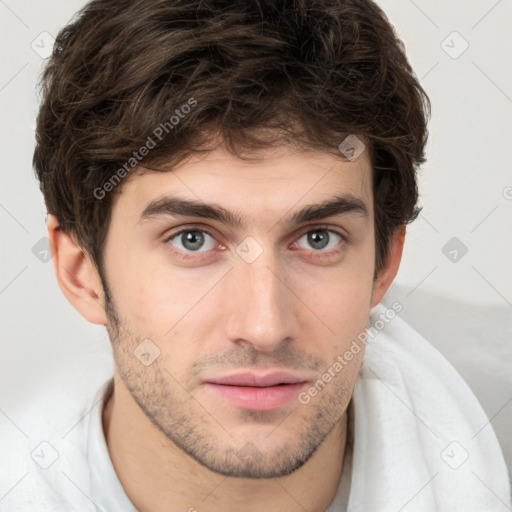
[296,254,374,327]
[108,252,222,366]
[290,251,374,364]
[104,245,177,338]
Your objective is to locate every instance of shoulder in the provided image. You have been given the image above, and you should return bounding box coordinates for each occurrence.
[0,375,114,510]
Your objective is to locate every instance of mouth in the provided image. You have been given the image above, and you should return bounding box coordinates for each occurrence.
[202,371,310,411]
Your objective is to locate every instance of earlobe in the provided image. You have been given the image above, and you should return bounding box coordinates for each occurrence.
[46,214,108,325]
[370,225,406,309]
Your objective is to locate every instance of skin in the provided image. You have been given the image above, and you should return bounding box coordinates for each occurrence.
[47,142,405,512]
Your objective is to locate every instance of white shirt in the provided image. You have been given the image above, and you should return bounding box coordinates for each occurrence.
[1,375,352,511]
[2,304,509,510]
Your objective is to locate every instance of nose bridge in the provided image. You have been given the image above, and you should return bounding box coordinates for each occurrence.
[226,246,294,351]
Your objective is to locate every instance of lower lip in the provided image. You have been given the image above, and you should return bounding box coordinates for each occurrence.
[203,382,308,411]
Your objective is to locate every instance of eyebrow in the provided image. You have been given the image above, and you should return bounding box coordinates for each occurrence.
[138,193,369,228]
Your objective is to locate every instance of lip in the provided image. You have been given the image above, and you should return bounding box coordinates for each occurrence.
[203,371,310,411]
[206,371,308,387]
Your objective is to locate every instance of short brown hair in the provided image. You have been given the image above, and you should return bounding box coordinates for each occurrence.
[33,0,430,279]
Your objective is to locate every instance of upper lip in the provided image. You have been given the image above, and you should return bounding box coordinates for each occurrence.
[205,371,310,387]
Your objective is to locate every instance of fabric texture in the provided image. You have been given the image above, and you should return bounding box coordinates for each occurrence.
[1,303,510,511]
[334,303,511,511]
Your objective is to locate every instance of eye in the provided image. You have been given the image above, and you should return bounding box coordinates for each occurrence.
[295,229,343,252]
[166,229,217,253]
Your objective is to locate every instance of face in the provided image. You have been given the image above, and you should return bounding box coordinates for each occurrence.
[100,144,375,478]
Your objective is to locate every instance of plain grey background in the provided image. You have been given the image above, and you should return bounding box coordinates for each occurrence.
[1,0,511,494]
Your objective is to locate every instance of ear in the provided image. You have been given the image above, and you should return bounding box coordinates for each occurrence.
[47,214,108,325]
[370,225,406,308]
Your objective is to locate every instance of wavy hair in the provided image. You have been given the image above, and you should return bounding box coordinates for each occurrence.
[33,0,430,278]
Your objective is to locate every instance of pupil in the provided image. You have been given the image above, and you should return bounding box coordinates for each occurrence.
[308,230,329,250]
[183,231,204,251]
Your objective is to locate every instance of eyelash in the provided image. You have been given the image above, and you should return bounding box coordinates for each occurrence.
[163,225,347,262]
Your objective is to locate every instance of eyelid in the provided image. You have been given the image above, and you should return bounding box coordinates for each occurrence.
[163,226,222,261]
[294,223,348,241]
[163,223,348,259]
[163,222,348,241]
[291,225,347,255]
[164,225,217,243]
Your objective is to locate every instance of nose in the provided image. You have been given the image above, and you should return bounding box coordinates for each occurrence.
[224,248,297,353]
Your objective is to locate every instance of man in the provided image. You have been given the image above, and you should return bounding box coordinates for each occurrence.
[7,0,509,510]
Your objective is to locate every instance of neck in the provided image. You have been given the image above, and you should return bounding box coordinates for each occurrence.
[102,378,348,512]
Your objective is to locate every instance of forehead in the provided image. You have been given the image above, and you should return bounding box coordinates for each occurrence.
[112,145,373,228]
